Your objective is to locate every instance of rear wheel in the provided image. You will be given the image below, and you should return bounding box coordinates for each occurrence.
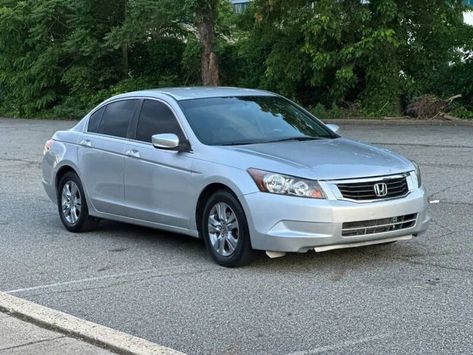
[202,190,253,267]
[57,172,97,232]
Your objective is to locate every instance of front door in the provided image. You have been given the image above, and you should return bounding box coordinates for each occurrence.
[123,99,193,229]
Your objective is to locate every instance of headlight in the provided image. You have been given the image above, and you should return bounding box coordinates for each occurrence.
[412,161,422,187]
[247,169,326,199]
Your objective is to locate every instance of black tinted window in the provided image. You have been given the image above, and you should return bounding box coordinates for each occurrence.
[135,100,184,142]
[88,107,104,133]
[98,100,139,138]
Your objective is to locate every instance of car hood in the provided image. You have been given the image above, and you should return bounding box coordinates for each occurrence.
[223,138,413,180]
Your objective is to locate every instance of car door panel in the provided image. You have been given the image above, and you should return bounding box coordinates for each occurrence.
[124,142,193,228]
[77,99,139,215]
[123,99,193,229]
[78,134,127,214]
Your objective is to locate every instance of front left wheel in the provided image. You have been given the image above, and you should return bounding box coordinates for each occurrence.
[201,190,254,267]
[57,172,97,232]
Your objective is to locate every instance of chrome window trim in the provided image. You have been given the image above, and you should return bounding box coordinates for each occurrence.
[82,96,191,144]
[81,131,132,144]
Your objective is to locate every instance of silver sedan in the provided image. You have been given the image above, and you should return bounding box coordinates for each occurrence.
[42,87,430,266]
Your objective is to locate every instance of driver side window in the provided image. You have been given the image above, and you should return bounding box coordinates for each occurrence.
[135,100,185,143]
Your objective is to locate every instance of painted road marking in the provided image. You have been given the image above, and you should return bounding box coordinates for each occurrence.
[5,265,214,295]
[287,333,392,355]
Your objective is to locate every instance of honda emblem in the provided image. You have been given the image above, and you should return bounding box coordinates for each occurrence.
[373,182,388,197]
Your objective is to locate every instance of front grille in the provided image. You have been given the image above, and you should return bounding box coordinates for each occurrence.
[342,213,417,237]
[337,176,409,201]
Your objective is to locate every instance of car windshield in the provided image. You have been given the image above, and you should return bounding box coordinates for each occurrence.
[179,96,336,146]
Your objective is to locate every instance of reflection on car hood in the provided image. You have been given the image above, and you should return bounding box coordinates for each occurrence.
[228,138,413,180]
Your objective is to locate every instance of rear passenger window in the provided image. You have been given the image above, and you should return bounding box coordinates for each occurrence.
[97,100,139,138]
[135,100,184,143]
[87,107,104,133]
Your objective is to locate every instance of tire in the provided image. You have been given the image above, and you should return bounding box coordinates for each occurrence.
[57,171,97,232]
[201,190,253,267]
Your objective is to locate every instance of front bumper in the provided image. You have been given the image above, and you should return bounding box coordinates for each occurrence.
[241,187,430,253]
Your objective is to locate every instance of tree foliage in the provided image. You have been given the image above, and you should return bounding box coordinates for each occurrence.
[0,0,471,118]
[237,0,469,116]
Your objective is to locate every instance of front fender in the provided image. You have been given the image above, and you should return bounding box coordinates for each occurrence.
[189,158,259,232]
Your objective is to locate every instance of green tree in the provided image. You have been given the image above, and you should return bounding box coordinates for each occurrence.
[235,0,466,116]
[0,0,70,116]
[0,0,470,119]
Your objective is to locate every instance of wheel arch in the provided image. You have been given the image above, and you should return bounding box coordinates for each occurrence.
[55,165,79,192]
[195,183,242,238]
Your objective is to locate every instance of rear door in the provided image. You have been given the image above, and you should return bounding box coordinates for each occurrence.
[78,99,139,215]
[123,99,193,229]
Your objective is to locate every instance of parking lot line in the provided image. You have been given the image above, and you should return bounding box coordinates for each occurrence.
[4,269,160,294]
[5,265,206,295]
[287,333,392,354]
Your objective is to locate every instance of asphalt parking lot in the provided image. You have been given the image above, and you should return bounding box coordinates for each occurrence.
[1,118,473,354]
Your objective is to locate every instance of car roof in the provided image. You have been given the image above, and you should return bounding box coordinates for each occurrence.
[114,87,277,101]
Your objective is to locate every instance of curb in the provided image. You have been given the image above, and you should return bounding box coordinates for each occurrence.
[0,292,185,355]
[324,118,473,126]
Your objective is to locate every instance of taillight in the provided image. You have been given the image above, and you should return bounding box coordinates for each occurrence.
[43,139,54,155]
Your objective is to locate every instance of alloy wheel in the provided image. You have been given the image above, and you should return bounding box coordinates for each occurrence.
[207,202,240,257]
[61,181,81,225]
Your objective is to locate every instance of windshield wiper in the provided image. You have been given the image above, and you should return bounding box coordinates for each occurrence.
[218,136,322,146]
[217,142,256,146]
[265,136,321,143]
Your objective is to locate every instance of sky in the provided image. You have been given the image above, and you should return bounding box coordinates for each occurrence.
[465,11,473,26]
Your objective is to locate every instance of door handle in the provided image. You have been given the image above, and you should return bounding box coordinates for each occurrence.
[79,139,92,147]
[125,149,141,158]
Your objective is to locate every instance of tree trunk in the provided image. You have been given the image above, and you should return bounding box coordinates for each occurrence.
[197,1,220,86]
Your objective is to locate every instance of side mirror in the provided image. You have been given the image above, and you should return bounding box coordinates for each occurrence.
[151,133,191,152]
[325,124,340,134]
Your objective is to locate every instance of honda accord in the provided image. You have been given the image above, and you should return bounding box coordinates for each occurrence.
[42,87,430,266]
